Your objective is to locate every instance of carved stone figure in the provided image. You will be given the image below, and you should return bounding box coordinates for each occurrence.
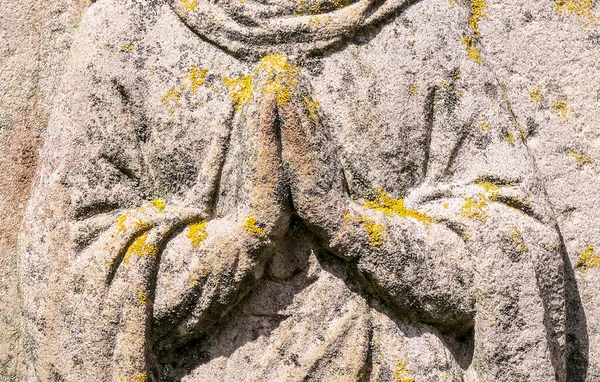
[19,0,567,380]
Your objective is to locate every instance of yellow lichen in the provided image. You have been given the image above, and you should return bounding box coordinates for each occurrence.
[509,227,528,253]
[409,85,419,96]
[568,150,592,165]
[188,267,211,287]
[357,216,384,247]
[116,211,152,233]
[132,373,148,382]
[476,181,501,193]
[577,244,600,271]
[303,95,321,120]
[448,0,455,7]
[462,36,483,64]
[134,219,152,231]
[332,0,351,9]
[136,287,147,306]
[364,189,436,226]
[121,43,133,52]
[255,54,301,107]
[519,127,528,139]
[186,221,208,247]
[124,233,156,264]
[477,120,491,132]
[223,75,253,111]
[243,217,266,238]
[552,100,570,121]
[459,194,489,222]
[394,359,415,382]
[117,212,132,233]
[181,0,197,11]
[161,86,181,115]
[555,0,592,17]
[469,0,488,38]
[343,213,351,220]
[504,131,516,142]
[151,199,165,212]
[407,40,415,46]
[443,203,449,209]
[182,65,208,94]
[457,183,502,224]
[530,86,541,103]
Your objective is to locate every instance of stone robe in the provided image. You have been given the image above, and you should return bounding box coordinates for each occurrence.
[19,0,566,380]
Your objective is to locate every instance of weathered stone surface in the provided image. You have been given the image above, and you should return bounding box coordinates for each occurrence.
[1,0,599,381]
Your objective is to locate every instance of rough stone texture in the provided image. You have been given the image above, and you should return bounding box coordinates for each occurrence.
[0,0,599,381]
[0,1,85,380]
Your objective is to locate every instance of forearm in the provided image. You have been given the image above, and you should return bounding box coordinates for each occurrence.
[151,213,281,353]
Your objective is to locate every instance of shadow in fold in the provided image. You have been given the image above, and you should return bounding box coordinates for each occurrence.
[559,228,589,381]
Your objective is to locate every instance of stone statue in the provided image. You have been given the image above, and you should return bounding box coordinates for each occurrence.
[19,0,567,380]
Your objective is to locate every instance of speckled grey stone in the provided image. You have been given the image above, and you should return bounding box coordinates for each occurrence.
[1,0,599,381]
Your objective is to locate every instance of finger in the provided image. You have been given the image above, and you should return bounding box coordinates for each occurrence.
[278,90,349,239]
[236,88,291,237]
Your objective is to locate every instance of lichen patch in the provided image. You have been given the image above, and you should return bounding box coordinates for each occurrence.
[357,215,384,247]
[364,189,436,226]
[223,75,253,111]
[555,0,592,18]
[243,217,266,238]
[470,0,488,38]
[462,36,483,64]
[394,359,415,382]
[187,221,208,247]
[124,233,156,264]
[577,244,600,271]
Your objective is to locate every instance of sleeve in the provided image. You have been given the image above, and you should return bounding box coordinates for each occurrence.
[18,9,152,380]
[281,29,566,382]
[18,6,290,381]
